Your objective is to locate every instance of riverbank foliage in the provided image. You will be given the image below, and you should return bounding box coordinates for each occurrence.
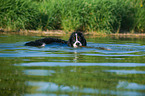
[0,0,145,33]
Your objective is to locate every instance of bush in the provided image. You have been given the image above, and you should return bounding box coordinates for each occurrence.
[0,0,38,30]
[36,0,145,33]
[0,0,145,33]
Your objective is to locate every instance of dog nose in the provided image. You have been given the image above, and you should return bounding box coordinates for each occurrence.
[76,42,80,46]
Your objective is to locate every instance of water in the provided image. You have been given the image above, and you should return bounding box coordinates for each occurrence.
[0,34,145,96]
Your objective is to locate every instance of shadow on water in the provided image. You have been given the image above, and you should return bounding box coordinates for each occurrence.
[0,34,145,96]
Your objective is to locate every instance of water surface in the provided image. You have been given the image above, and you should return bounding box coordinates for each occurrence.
[0,34,145,96]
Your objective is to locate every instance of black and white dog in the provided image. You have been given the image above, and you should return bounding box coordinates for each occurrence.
[25,31,87,48]
[67,32,86,47]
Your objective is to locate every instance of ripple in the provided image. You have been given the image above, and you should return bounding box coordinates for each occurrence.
[104,70,145,74]
[23,69,55,76]
[16,62,145,67]
[0,42,145,57]
[82,53,142,56]
[25,81,145,96]
[117,81,145,90]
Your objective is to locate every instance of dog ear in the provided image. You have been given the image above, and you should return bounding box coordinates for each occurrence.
[67,39,71,47]
[67,32,75,47]
[83,38,87,46]
[79,33,87,46]
[67,35,73,47]
[80,35,86,46]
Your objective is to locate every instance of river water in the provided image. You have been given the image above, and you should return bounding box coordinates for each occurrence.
[0,34,145,96]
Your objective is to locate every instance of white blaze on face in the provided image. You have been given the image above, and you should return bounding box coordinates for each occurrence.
[41,43,46,47]
[73,33,82,48]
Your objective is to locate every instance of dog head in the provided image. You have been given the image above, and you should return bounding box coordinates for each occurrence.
[67,31,87,48]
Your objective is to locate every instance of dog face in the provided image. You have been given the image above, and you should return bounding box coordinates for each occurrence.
[67,31,87,48]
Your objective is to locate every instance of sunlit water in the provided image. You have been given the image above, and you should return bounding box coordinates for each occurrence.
[0,34,145,96]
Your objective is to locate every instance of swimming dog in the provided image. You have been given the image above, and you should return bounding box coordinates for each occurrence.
[25,31,87,48]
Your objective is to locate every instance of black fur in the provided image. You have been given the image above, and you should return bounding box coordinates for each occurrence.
[67,31,86,47]
[25,31,87,47]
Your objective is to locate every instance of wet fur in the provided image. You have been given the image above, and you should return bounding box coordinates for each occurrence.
[25,31,87,47]
[67,32,86,47]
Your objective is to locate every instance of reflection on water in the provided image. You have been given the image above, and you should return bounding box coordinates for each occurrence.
[17,62,145,67]
[25,81,145,96]
[117,81,145,90]
[0,34,145,96]
[105,70,145,74]
[24,70,55,76]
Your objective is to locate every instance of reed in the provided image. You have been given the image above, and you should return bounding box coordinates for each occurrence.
[0,0,38,30]
[0,0,145,33]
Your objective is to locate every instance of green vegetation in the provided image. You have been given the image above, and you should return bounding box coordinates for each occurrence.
[0,0,145,33]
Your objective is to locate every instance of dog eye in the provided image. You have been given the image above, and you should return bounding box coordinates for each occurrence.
[78,36,80,39]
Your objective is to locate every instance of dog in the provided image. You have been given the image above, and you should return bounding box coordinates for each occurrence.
[67,31,86,47]
[25,31,87,48]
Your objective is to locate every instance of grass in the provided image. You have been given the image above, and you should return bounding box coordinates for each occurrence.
[0,0,145,34]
